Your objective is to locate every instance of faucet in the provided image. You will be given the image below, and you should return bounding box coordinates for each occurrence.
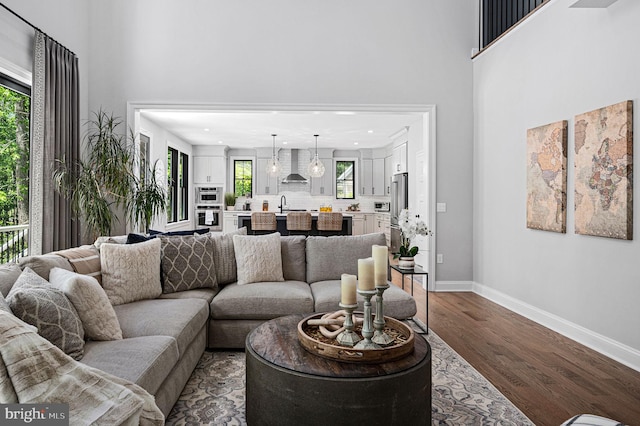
[279,195,287,214]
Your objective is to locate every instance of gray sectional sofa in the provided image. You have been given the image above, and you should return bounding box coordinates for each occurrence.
[0,230,416,418]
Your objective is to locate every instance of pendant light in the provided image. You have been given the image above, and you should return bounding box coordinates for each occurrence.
[266,134,283,177]
[266,135,282,176]
[307,134,325,178]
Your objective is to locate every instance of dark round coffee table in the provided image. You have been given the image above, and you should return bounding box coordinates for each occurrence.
[245,314,431,426]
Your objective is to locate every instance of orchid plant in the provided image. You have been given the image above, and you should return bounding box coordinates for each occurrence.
[394,209,433,259]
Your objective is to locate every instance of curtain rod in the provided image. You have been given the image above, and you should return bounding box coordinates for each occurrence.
[0,2,77,56]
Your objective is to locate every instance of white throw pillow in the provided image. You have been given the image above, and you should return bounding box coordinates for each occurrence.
[232,232,285,285]
[100,238,162,305]
[49,267,123,341]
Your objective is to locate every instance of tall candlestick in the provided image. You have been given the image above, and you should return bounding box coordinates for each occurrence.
[372,245,388,286]
[340,274,357,305]
[357,257,375,291]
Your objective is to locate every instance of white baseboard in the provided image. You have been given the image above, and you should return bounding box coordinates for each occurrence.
[471,282,640,373]
[433,280,474,292]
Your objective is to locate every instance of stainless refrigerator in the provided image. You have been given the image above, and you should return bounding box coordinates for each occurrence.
[390,172,408,253]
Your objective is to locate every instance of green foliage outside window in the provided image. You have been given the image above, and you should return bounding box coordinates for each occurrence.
[0,86,30,226]
[336,160,355,199]
[234,160,252,197]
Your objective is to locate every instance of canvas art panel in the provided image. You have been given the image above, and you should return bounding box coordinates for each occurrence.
[574,100,633,240]
[526,120,568,233]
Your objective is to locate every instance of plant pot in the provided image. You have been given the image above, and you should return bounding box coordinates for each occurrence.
[226,206,235,211]
[398,256,415,269]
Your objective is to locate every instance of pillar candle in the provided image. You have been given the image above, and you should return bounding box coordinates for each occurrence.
[372,245,388,286]
[341,273,357,305]
[357,257,375,291]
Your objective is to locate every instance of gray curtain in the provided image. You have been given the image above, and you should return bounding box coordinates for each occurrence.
[30,30,80,254]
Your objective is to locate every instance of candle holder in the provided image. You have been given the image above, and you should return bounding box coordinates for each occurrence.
[336,303,360,347]
[372,283,394,346]
[354,289,381,350]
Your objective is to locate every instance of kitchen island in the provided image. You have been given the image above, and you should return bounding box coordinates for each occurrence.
[237,212,352,235]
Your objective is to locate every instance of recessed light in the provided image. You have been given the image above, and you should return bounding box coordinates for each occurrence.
[217,140,223,144]
[204,128,210,132]
[368,130,373,134]
[283,141,288,145]
[335,111,355,115]
[354,142,359,145]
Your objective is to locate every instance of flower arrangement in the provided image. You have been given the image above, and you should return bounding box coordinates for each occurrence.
[394,209,433,259]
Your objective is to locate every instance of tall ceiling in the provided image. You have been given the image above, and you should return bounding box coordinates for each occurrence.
[140,109,423,150]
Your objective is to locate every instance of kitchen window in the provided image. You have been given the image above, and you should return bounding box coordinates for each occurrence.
[234,160,252,196]
[167,147,189,223]
[335,160,355,200]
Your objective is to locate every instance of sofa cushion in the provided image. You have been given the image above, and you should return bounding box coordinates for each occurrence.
[160,234,217,293]
[0,262,22,297]
[210,227,247,286]
[53,245,102,284]
[113,298,209,357]
[281,235,306,282]
[18,254,73,281]
[158,287,219,304]
[233,233,284,285]
[310,280,417,319]
[306,233,387,284]
[94,235,128,249]
[7,267,85,360]
[210,281,314,320]
[0,293,11,313]
[49,268,122,341]
[100,238,162,305]
[81,335,179,395]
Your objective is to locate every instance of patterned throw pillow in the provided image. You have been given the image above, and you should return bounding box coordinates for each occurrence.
[7,267,85,360]
[210,227,247,285]
[232,232,285,285]
[160,234,217,293]
[54,245,102,284]
[49,267,122,341]
[100,238,162,305]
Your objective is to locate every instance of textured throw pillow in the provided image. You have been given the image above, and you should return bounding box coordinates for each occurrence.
[94,235,128,249]
[54,245,102,284]
[0,293,11,314]
[100,238,162,305]
[7,267,84,360]
[49,267,122,341]
[160,234,217,293]
[210,227,247,285]
[233,232,284,285]
[0,262,22,297]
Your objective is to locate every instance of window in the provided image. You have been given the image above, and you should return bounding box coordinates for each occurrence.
[0,74,30,262]
[167,147,189,223]
[335,160,355,200]
[139,133,150,183]
[234,160,252,196]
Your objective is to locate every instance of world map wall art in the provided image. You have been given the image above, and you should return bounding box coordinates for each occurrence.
[574,100,633,240]
[527,120,568,233]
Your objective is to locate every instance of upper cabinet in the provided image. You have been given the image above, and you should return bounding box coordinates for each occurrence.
[194,156,225,184]
[391,143,408,174]
[360,157,386,196]
[384,155,393,196]
[310,158,334,196]
[255,158,280,195]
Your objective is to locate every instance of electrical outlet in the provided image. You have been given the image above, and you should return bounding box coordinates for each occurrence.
[436,254,444,264]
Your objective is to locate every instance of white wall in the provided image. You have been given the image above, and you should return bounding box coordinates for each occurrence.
[87,0,475,282]
[473,0,640,361]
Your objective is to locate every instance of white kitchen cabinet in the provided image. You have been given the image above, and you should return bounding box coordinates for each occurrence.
[255,158,279,195]
[375,213,391,246]
[351,213,376,235]
[359,158,385,196]
[392,143,407,174]
[384,155,393,196]
[310,158,334,196]
[223,211,239,234]
[194,156,226,184]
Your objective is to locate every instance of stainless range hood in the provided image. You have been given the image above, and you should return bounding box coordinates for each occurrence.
[281,149,308,184]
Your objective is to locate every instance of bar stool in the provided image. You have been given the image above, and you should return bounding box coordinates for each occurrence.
[317,212,343,236]
[286,212,312,236]
[251,212,277,235]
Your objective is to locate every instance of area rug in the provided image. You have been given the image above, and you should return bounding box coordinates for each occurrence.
[166,327,533,425]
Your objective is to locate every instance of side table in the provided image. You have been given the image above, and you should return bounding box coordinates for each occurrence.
[389,263,429,333]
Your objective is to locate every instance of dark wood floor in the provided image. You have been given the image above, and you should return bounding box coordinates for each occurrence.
[389,271,640,426]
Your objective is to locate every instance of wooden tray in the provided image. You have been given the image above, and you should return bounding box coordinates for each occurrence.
[297,313,415,364]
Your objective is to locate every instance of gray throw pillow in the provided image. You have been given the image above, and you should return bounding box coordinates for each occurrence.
[7,267,85,360]
[18,254,74,281]
[281,235,306,282]
[233,232,285,285]
[0,262,22,297]
[210,227,247,285]
[100,238,162,305]
[160,234,217,293]
[0,293,12,314]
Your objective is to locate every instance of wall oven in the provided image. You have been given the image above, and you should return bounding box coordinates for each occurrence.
[195,205,222,231]
[196,186,223,204]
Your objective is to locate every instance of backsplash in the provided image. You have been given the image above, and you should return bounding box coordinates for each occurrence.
[240,192,387,213]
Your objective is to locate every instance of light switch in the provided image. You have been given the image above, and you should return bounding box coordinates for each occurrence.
[436,203,447,213]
